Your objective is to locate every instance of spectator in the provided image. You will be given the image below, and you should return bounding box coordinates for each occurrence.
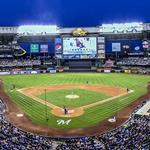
[0,99,149,150]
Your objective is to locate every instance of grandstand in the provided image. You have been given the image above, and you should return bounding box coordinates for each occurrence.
[0,22,150,149]
[0,99,149,149]
[0,22,150,73]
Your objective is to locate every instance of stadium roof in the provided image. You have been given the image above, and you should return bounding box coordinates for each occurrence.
[1,22,150,35]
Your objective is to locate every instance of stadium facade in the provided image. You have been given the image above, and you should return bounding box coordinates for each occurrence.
[0,22,150,73]
[1,23,150,149]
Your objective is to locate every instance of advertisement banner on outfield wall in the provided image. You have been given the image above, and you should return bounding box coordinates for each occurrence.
[0,72,10,75]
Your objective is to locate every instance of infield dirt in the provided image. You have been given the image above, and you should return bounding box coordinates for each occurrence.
[17,85,128,117]
[1,81,149,137]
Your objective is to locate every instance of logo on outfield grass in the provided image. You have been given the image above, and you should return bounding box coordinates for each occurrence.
[57,119,72,125]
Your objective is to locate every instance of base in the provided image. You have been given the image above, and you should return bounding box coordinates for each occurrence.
[51,107,84,118]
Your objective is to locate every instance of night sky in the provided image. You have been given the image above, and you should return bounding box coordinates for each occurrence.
[0,0,150,27]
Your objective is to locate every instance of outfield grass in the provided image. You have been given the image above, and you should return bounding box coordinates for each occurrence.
[0,73,150,129]
[37,88,110,107]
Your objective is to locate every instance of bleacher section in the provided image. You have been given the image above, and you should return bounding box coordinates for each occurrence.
[117,57,150,66]
[0,59,41,67]
[0,99,149,149]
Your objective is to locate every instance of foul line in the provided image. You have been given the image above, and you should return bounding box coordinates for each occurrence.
[17,89,134,111]
[17,89,60,109]
[81,90,133,109]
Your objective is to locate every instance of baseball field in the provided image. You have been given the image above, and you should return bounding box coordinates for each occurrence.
[0,73,150,136]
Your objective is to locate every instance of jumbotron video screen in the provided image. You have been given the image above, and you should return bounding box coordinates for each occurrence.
[63,37,97,59]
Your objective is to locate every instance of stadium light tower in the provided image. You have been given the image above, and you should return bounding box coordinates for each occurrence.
[101,22,143,33]
[17,25,59,36]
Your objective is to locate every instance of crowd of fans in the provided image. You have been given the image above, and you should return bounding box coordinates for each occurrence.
[103,59,114,68]
[117,57,150,66]
[0,99,149,149]
[0,100,54,150]
[133,68,150,74]
[100,101,150,149]
[0,59,41,67]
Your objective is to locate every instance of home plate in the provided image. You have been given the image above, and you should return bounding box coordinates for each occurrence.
[61,109,74,114]
[68,109,75,113]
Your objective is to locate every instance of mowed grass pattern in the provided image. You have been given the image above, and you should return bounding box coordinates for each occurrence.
[38,88,110,107]
[0,73,150,129]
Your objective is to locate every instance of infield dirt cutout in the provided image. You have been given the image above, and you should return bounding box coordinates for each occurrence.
[17,85,129,118]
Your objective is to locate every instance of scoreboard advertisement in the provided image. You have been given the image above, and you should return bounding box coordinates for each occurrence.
[112,43,121,52]
[30,44,39,53]
[55,37,63,59]
[19,42,54,54]
[63,37,97,55]
[63,37,97,59]
[30,44,49,53]
[40,44,48,53]
[97,37,105,59]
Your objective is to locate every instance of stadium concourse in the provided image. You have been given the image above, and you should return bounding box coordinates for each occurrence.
[0,99,149,149]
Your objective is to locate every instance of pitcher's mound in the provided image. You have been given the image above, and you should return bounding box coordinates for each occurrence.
[52,107,84,118]
[65,94,79,99]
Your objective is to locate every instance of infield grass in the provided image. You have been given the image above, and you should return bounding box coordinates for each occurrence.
[37,88,110,107]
